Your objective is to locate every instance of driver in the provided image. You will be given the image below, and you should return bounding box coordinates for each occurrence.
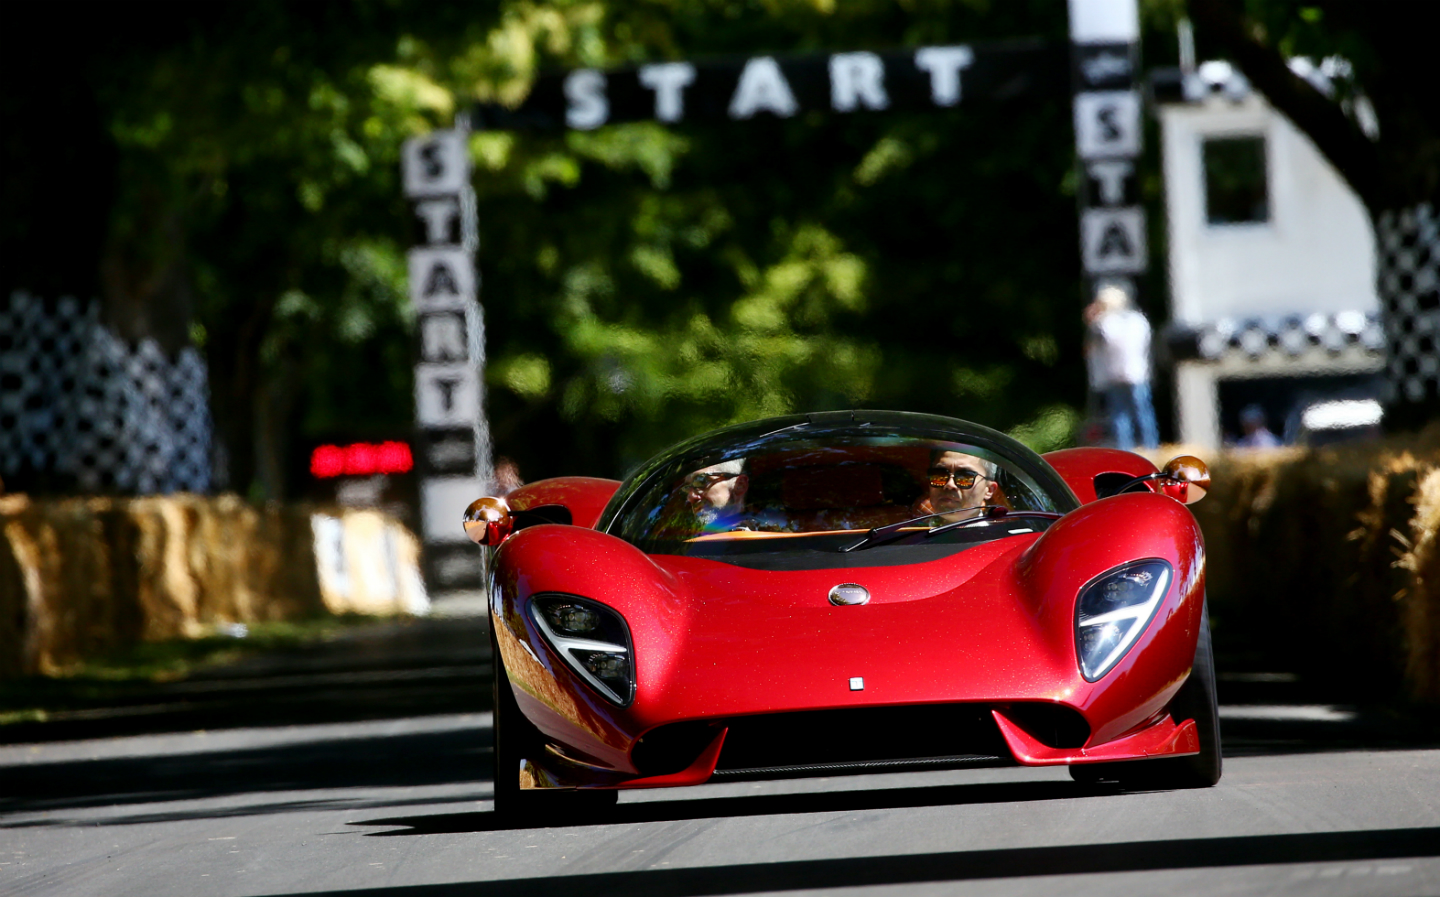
[914,449,998,522]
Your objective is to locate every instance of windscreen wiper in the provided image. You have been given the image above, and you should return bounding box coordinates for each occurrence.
[841,507,1063,552]
[919,508,1062,539]
[839,505,991,553]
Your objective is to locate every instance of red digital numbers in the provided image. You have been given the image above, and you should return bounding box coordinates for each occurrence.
[310,442,413,478]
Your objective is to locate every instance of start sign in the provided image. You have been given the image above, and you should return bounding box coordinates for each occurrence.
[474,41,1066,131]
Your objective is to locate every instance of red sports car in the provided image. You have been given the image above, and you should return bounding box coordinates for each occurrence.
[465,411,1219,820]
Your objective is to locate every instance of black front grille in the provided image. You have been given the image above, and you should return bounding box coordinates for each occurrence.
[711,754,1006,781]
[713,704,1013,773]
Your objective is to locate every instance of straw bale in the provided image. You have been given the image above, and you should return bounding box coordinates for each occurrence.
[1175,429,1440,704]
[1397,468,1440,702]
[1,496,56,675]
[0,498,26,679]
[130,496,202,640]
[0,494,414,679]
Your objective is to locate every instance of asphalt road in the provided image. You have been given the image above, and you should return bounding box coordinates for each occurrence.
[2,617,1437,897]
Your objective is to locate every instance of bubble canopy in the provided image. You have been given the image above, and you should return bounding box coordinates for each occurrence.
[598,411,1080,559]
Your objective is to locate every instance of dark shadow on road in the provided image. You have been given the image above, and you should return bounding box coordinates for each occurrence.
[0,618,493,744]
[358,779,1111,835]
[0,725,493,818]
[247,826,1440,897]
[7,792,488,829]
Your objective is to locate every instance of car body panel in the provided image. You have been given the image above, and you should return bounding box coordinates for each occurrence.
[1042,447,1159,503]
[506,477,621,528]
[491,492,1205,786]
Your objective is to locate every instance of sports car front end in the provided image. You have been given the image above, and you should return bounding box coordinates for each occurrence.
[473,411,1220,818]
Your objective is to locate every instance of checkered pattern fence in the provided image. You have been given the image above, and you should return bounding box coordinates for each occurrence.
[1193,311,1385,360]
[0,291,212,494]
[1377,202,1440,406]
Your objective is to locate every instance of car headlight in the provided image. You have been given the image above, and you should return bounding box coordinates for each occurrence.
[1074,560,1172,682]
[529,595,635,706]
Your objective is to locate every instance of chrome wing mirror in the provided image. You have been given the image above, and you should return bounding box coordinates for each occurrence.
[463,496,514,546]
[1111,455,1210,505]
[1158,455,1210,505]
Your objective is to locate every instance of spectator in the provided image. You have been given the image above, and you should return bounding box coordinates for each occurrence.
[492,456,524,496]
[1085,284,1159,450]
[1234,405,1281,449]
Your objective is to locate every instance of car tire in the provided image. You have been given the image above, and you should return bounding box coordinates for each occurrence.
[491,629,618,825]
[1070,599,1222,789]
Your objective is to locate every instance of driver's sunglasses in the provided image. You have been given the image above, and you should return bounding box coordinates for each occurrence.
[685,471,735,491]
[928,468,986,489]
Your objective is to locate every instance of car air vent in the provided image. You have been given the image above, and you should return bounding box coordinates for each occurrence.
[631,721,719,776]
[513,504,572,528]
[714,704,1012,772]
[1094,472,1150,500]
[996,702,1090,749]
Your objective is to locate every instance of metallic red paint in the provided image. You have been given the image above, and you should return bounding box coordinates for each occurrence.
[994,710,1200,764]
[505,477,622,528]
[489,489,1207,790]
[1042,447,1159,503]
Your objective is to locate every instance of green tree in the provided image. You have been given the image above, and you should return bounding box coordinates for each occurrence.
[7,1,1138,495]
[463,1,1091,477]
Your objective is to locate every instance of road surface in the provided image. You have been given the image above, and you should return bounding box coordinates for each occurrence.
[2,618,1436,897]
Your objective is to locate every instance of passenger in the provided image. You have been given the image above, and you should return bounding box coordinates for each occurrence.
[683,459,751,530]
[914,449,998,522]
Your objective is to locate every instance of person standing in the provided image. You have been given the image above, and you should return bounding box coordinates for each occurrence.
[1085,284,1160,450]
[1234,404,1282,449]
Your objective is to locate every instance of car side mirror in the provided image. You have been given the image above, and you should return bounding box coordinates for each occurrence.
[1159,455,1210,505]
[463,496,514,545]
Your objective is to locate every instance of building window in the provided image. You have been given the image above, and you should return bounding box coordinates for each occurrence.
[1202,135,1269,225]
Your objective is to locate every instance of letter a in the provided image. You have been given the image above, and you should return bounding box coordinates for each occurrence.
[424,260,461,297]
[1098,222,1134,259]
[729,57,798,119]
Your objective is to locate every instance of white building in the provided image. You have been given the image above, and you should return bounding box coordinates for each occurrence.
[1156,61,1384,447]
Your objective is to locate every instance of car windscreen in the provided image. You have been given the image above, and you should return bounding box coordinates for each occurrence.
[603,426,1072,561]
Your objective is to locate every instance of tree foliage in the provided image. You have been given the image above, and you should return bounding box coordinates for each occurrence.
[5,1,1152,493]
[1187,0,1439,215]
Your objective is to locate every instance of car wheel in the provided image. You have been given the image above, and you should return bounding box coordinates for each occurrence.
[1070,599,1222,789]
[491,629,618,824]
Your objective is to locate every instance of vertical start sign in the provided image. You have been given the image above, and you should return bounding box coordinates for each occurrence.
[403,129,492,595]
[1068,0,1146,298]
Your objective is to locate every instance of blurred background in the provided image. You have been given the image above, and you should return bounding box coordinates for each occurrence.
[3,1,1434,497]
[0,1,1436,697]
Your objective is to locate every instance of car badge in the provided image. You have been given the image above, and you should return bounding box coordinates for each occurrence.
[829,583,870,606]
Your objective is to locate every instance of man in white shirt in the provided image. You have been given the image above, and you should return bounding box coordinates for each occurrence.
[1085,285,1159,450]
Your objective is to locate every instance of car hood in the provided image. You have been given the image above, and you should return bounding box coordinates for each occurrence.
[634,534,1074,720]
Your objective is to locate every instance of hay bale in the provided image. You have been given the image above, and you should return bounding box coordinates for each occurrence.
[1176,431,1440,703]
[129,496,202,640]
[0,494,410,679]
[1397,467,1440,702]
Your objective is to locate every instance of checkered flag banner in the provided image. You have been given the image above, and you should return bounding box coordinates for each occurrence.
[1377,202,1440,409]
[1192,311,1384,360]
[0,291,213,494]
